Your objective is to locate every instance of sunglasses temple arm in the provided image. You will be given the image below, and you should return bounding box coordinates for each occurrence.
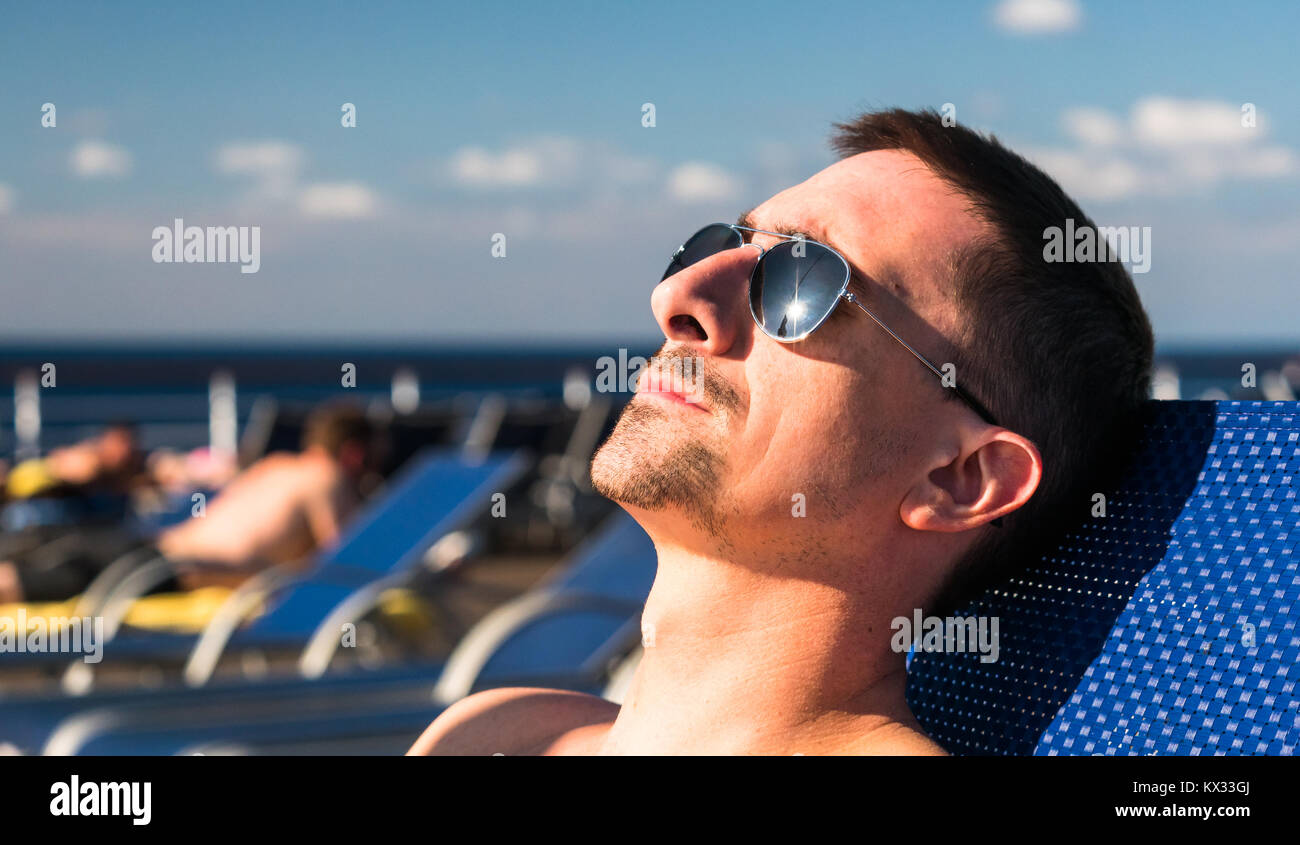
[841,292,1000,427]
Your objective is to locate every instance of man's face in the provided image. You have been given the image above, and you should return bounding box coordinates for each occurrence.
[591,150,992,568]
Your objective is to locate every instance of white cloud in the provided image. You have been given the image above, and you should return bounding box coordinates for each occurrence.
[215,141,304,177]
[1235,145,1298,177]
[668,162,741,203]
[0,184,12,214]
[1030,98,1296,201]
[298,182,379,219]
[443,136,659,193]
[1062,107,1124,147]
[448,137,579,189]
[71,140,132,179]
[1023,148,1143,201]
[450,146,547,188]
[1132,97,1256,149]
[214,140,304,203]
[215,141,382,219]
[992,0,1081,34]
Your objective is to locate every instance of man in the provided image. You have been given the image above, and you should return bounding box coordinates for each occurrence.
[0,403,376,602]
[410,108,1153,755]
[156,401,377,588]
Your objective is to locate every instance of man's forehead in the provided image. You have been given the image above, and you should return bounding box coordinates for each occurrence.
[745,150,989,298]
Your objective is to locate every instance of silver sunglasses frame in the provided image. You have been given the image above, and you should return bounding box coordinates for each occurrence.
[666,222,1000,426]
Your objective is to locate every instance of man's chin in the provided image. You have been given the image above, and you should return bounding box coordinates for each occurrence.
[589,400,725,534]
[589,403,673,509]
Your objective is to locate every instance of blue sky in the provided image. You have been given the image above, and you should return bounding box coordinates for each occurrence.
[1,0,1297,347]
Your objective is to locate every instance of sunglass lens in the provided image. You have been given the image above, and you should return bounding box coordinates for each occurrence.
[662,224,744,281]
[749,240,847,341]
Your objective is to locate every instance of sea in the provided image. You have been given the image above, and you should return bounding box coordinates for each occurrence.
[0,343,1296,457]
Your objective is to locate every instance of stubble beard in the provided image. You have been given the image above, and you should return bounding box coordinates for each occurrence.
[590,397,729,539]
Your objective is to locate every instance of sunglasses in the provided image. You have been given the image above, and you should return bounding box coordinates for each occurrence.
[662,222,1000,427]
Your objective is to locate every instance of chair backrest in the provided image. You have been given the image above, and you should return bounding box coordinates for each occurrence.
[907,400,1299,755]
[246,448,529,639]
[377,406,466,477]
[540,512,658,601]
[237,398,308,469]
[475,513,657,682]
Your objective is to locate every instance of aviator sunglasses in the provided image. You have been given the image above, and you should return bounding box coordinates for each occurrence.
[662,222,1000,427]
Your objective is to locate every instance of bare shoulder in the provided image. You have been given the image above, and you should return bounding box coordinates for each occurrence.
[228,452,296,485]
[258,452,342,498]
[288,451,343,483]
[839,722,950,756]
[407,687,620,756]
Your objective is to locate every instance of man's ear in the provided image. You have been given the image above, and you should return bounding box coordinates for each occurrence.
[900,428,1042,533]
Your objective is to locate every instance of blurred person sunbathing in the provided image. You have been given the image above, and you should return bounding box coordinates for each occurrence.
[4,422,144,501]
[0,403,376,603]
[410,107,1154,756]
[146,446,240,496]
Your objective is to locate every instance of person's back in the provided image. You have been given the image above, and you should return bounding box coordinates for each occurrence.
[159,403,376,584]
[0,403,376,603]
[157,449,354,574]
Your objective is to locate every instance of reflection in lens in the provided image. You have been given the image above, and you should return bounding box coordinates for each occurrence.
[750,241,846,340]
[662,224,743,281]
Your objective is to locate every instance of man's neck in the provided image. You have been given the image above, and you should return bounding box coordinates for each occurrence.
[598,541,943,756]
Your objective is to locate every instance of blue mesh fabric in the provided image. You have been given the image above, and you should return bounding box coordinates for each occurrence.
[906,400,1299,755]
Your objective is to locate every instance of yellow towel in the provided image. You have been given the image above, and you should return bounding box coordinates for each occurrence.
[375,588,438,638]
[2,587,428,640]
[0,587,239,635]
[121,587,238,632]
[5,458,59,498]
[0,598,77,625]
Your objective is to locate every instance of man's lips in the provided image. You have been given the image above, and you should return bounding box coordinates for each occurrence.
[638,387,709,411]
[636,368,710,411]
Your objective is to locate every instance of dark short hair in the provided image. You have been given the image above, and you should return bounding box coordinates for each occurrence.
[829,108,1154,614]
[302,402,374,459]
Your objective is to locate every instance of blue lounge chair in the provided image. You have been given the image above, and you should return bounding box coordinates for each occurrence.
[430,512,657,700]
[907,400,1300,755]
[218,448,529,644]
[33,513,658,755]
[35,448,527,686]
[0,662,441,755]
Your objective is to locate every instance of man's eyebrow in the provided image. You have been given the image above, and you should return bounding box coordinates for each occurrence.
[735,209,825,242]
[735,210,876,294]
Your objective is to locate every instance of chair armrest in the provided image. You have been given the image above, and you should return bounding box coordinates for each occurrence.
[431,589,643,705]
[297,530,484,679]
[181,562,306,687]
[73,544,169,618]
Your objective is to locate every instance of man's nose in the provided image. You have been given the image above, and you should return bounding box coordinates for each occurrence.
[650,245,759,357]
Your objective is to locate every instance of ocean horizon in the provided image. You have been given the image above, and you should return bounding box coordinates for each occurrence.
[2,341,1296,455]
